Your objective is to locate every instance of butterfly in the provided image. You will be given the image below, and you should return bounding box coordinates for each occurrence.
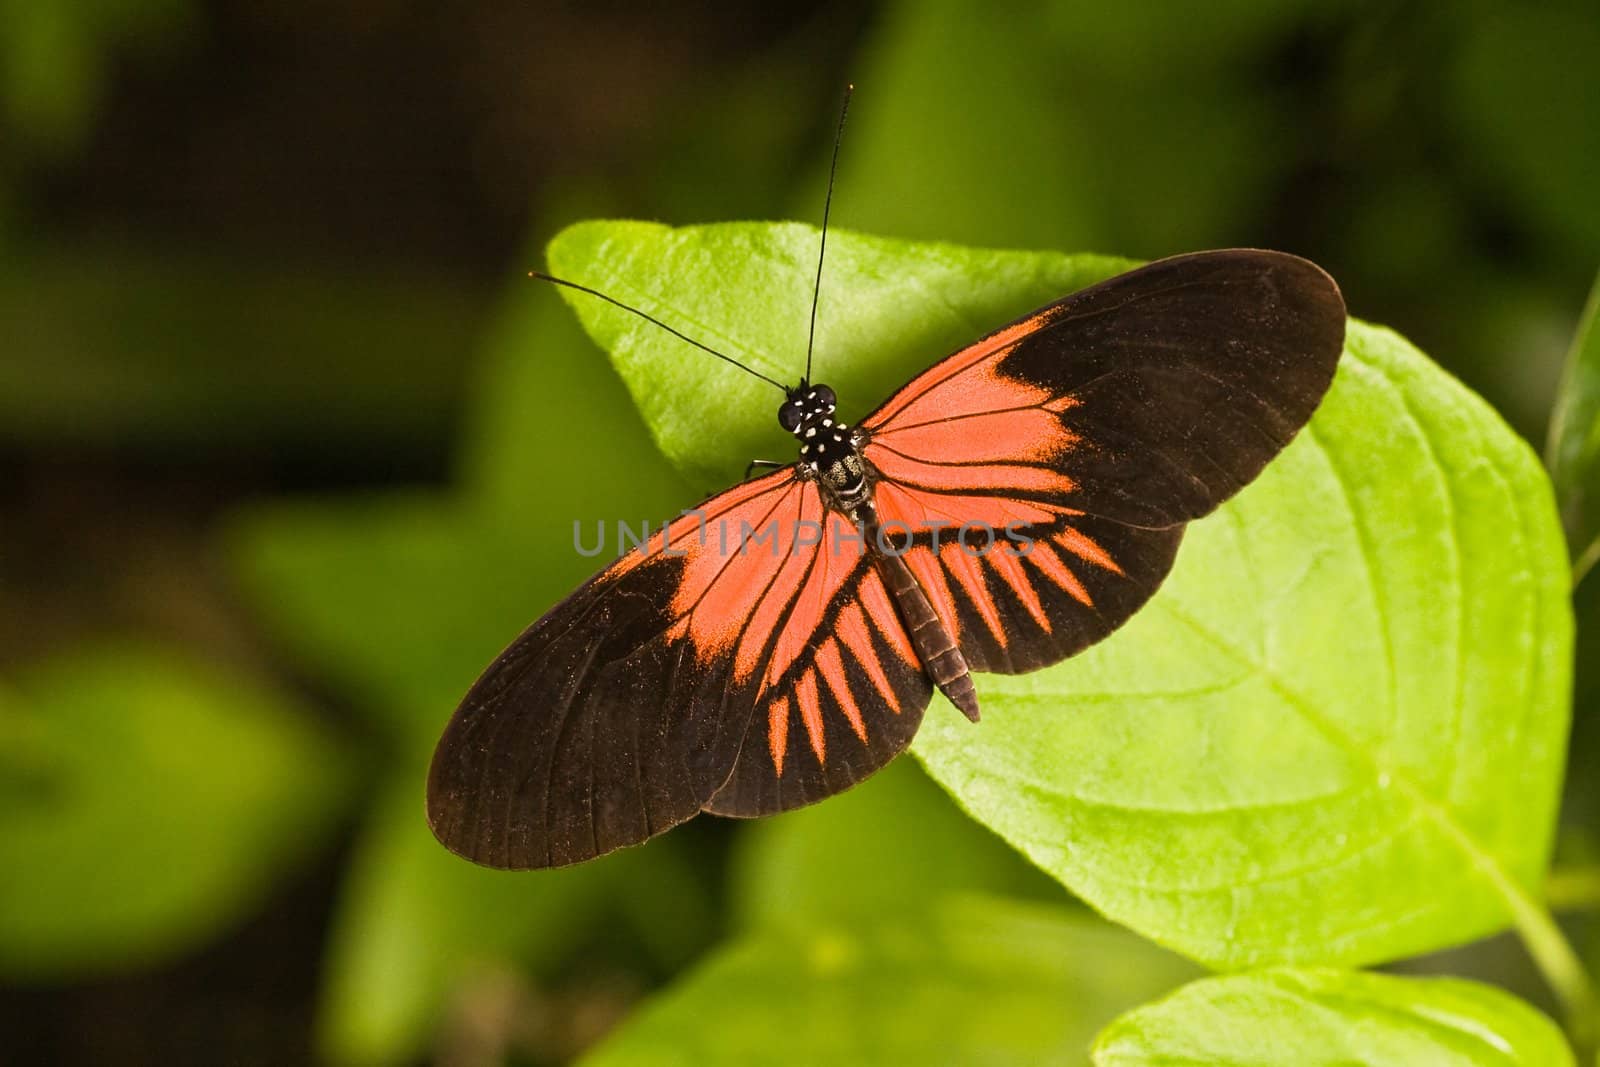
[426,100,1347,871]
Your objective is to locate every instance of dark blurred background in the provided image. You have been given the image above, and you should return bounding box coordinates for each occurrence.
[3,1,1598,1064]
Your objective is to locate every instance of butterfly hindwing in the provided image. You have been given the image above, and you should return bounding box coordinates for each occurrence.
[869,482,1185,673]
[702,516,934,818]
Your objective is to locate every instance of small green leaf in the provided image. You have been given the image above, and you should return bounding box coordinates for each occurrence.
[731,758,1061,933]
[580,898,1196,1067]
[1092,968,1572,1066]
[545,220,1128,487]
[1546,266,1600,582]
[0,645,351,980]
[553,222,1573,969]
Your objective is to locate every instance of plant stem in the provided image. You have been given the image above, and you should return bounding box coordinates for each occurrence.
[1573,537,1600,589]
[1549,865,1600,913]
[1503,879,1599,1056]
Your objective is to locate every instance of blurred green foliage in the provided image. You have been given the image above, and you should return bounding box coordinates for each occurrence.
[0,645,348,979]
[0,0,191,154]
[3,0,1599,1064]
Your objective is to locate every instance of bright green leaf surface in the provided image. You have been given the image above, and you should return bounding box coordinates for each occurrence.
[1092,968,1572,1066]
[581,898,1196,1067]
[731,758,1061,933]
[915,321,1572,968]
[460,280,697,526]
[546,220,1129,487]
[1546,267,1600,582]
[555,222,1572,969]
[0,645,350,980]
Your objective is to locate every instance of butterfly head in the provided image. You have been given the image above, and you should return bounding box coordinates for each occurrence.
[781,382,862,493]
[778,383,837,434]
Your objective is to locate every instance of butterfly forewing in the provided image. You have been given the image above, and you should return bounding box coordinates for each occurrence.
[427,470,936,866]
[861,248,1345,674]
[428,470,798,868]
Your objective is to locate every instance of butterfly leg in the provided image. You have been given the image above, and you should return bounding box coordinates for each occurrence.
[742,458,789,481]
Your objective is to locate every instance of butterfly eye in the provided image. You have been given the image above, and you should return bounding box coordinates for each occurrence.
[813,384,836,410]
[778,402,805,432]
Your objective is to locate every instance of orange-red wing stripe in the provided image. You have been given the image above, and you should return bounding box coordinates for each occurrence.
[835,600,900,710]
[768,696,790,777]
[733,483,824,681]
[1055,524,1125,575]
[872,406,1074,464]
[763,511,863,691]
[869,477,1060,532]
[1027,542,1094,607]
[871,452,1076,495]
[864,310,1056,429]
[987,541,1051,631]
[814,639,866,742]
[796,671,824,763]
[857,570,916,664]
[942,546,1008,648]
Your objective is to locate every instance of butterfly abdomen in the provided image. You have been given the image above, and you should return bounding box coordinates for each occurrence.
[860,505,981,723]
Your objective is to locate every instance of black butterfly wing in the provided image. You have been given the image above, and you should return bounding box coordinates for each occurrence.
[427,471,934,867]
[862,249,1345,673]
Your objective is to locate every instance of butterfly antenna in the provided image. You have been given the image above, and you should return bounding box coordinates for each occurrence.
[529,271,788,392]
[805,83,852,386]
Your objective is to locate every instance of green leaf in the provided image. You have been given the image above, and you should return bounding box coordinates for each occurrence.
[580,898,1197,1067]
[553,222,1573,969]
[1092,968,1573,1066]
[731,758,1061,933]
[459,277,697,525]
[0,645,351,980]
[914,320,1572,968]
[545,220,1129,487]
[1546,266,1600,582]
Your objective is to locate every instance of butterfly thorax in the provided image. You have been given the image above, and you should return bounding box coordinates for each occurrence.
[779,382,870,512]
